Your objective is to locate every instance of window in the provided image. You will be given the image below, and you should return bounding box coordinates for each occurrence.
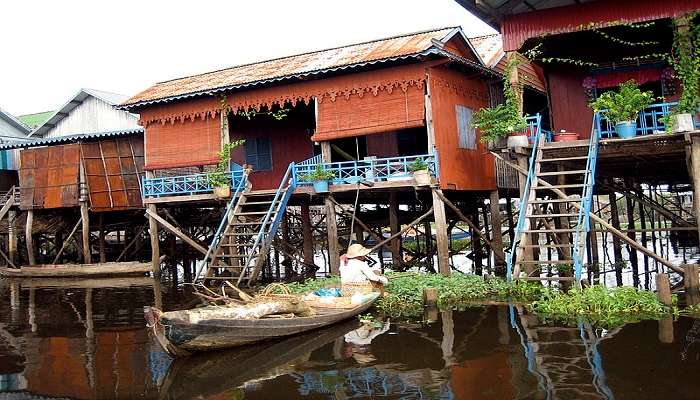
[456,105,476,150]
[245,137,272,171]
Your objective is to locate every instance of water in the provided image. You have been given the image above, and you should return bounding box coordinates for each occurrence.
[1,281,699,399]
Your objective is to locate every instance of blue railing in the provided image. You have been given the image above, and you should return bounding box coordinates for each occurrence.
[572,119,599,282]
[506,126,544,281]
[595,101,698,138]
[525,114,544,143]
[292,153,439,187]
[238,162,296,285]
[194,168,249,281]
[142,163,244,198]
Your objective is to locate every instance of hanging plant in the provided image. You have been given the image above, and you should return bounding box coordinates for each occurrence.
[471,58,528,143]
[207,140,246,188]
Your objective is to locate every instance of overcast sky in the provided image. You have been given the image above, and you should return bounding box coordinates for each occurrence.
[1,0,492,116]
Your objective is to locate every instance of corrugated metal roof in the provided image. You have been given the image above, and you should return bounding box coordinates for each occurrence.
[121,27,462,109]
[0,128,144,150]
[0,106,31,137]
[469,34,504,68]
[29,88,134,138]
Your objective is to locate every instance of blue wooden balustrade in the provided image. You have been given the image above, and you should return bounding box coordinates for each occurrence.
[292,153,439,186]
[141,163,244,198]
[525,114,551,143]
[595,101,699,138]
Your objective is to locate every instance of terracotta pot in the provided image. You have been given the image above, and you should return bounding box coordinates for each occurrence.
[412,169,431,186]
[553,132,580,142]
[507,133,529,148]
[213,185,231,198]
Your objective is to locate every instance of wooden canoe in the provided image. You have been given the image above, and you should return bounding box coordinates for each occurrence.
[0,261,153,278]
[144,292,380,357]
[158,320,358,400]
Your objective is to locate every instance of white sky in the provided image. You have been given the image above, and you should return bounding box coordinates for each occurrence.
[0,0,493,116]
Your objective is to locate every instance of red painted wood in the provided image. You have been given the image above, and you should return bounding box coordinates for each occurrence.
[502,0,700,51]
[143,115,221,170]
[548,68,594,139]
[428,66,495,191]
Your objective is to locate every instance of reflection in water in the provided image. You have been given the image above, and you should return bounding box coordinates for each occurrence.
[0,280,699,399]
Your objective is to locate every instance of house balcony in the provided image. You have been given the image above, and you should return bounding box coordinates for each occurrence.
[141,167,246,204]
[595,101,699,139]
[291,153,439,193]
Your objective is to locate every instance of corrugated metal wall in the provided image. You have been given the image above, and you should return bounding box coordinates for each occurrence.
[44,96,140,138]
[20,144,81,209]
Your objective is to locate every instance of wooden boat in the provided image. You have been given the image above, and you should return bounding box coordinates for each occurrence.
[0,261,153,278]
[144,292,379,357]
[158,320,357,400]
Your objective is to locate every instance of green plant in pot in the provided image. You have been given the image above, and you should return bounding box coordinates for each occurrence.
[299,164,335,193]
[662,16,699,133]
[208,140,245,198]
[408,157,431,186]
[472,59,528,148]
[589,80,655,139]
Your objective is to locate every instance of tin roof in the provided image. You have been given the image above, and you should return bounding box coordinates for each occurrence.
[0,128,143,150]
[469,34,504,68]
[122,27,473,109]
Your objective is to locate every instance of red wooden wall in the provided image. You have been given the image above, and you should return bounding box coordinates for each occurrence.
[547,68,594,139]
[428,66,495,191]
[229,110,314,191]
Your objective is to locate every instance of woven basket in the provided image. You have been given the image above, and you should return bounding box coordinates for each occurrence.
[341,282,375,297]
[256,283,302,302]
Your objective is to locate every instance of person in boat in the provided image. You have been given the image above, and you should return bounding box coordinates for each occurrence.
[340,244,388,296]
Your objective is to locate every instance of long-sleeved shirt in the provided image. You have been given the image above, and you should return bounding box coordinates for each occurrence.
[339,258,388,285]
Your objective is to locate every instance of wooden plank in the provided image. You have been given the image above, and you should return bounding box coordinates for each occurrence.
[0,261,154,278]
[10,276,155,289]
[145,208,207,255]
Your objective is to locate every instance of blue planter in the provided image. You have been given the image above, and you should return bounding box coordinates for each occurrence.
[615,121,637,139]
[312,180,329,193]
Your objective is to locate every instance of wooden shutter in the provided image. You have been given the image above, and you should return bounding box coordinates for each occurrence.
[145,116,220,170]
[245,138,273,171]
[313,85,425,141]
[456,105,476,150]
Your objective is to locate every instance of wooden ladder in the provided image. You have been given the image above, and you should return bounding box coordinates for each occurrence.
[512,135,596,281]
[204,165,296,286]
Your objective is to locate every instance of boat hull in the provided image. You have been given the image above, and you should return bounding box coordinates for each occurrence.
[0,261,153,278]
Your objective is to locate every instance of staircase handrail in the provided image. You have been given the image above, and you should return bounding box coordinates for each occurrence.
[238,162,295,285]
[194,168,249,282]
[506,126,544,281]
[572,118,600,281]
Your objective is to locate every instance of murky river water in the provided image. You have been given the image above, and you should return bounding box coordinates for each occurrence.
[0,280,699,399]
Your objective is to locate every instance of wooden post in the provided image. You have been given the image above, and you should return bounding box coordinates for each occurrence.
[684,264,700,306]
[98,214,106,264]
[624,187,639,287]
[423,220,434,272]
[471,205,483,276]
[25,210,35,265]
[656,273,673,307]
[80,202,91,264]
[300,203,315,275]
[489,191,505,275]
[690,135,700,241]
[389,192,402,269]
[147,203,161,277]
[608,190,624,285]
[432,190,450,275]
[325,197,340,275]
[8,209,17,264]
[516,155,533,264]
[423,287,438,322]
[588,214,600,280]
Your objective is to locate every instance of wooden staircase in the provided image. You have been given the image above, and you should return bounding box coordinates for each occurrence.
[508,128,599,282]
[202,165,296,286]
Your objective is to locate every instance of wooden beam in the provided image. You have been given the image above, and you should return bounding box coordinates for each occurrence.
[368,207,434,253]
[145,208,207,255]
[491,151,684,275]
[116,225,146,262]
[53,218,82,264]
[26,210,35,265]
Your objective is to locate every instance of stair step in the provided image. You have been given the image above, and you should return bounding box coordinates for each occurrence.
[225,232,257,237]
[232,221,271,226]
[523,228,576,233]
[540,156,589,162]
[233,211,270,216]
[526,213,579,218]
[240,201,274,206]
[516,260,573,265]
[534,184,586,190]
[537,170,588,177]
[219,253,258,259]
[520,244,574,248]
[529,198,579,204]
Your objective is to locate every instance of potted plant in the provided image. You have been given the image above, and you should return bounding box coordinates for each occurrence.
[553,130,580,142]
[589,80,655,139]
[408,157,431,186]
[208,140,245,198]
[664,17,699,133]
[300,164,335,193]
[472,59,529,149]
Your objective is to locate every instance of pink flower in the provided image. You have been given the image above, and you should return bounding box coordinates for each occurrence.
[582,76,597,90]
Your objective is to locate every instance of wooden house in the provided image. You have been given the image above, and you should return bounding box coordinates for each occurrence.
[456,0,700,285]
[121,27,546,283]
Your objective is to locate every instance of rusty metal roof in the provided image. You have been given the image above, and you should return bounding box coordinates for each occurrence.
[469,34,504,68]
[122,27,468,109]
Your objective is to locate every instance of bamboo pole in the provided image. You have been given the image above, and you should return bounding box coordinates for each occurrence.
[491,151,683,275]
[53,218,82,264]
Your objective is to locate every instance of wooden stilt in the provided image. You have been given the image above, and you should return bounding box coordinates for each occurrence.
[684,264,700,306]
[608,190,623,285]
[8,210,16,264]
[489,190,505,275]
[516,155,533,264]
[98,214,106,264]
[300,203,315,277]
[80,202,91,264]
[624,186,639,287]
[431,190,450,275]
[423,220,434,272]
[471,205,483,275]
[690,135,700,241]
[389,192,402,269]
[26,210,35,265]
[588,213,600,280]
[325,197,340,275]
[147,203,161,277]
